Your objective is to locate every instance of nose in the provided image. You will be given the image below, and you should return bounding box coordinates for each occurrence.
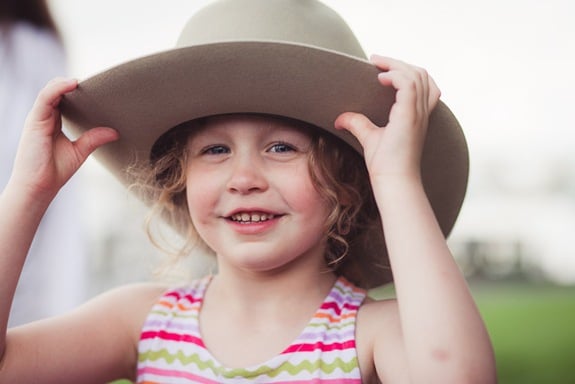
[226,152,269,194]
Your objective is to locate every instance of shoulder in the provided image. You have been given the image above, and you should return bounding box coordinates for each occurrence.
[92,282,171,318]
[356,298,411,383]
[357,297,402,349]
[3,283,170,383]
[357,296,400,325]
[72,282,170,343]
[65,282,172,375]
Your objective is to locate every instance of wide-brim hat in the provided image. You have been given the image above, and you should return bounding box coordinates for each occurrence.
[60,0,469,289]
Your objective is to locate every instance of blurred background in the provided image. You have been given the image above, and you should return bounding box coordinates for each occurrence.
[3,0,574,382]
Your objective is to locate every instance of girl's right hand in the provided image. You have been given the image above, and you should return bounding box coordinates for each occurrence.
[7,78,119,205]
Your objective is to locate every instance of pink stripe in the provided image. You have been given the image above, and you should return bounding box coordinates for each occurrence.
[164,290,203,304]
[319,301,360,315]
[138,366,361,384]
[283,339,356,353]
[140,330,205,347]
[137,367,219,384]
[271,379,361,384]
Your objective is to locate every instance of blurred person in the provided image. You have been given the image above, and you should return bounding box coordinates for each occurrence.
[0,0,86,326]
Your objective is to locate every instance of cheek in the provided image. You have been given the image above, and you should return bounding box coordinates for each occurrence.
[185,168,218,223]
[281,167,329,217]
[185,186,202,217]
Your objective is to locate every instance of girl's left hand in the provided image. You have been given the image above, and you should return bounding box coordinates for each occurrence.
[335,55,440,184]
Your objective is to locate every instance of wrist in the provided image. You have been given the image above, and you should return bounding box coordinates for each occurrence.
[370,169,423,196]
[1,180,53,220]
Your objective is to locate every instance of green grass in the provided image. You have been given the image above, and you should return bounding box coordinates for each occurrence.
[474,283,575,384]
[110,283,575,384]
[373,282,575,383]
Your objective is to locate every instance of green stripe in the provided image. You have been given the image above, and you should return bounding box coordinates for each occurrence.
[149,309,197,319]
[139,349,359,377]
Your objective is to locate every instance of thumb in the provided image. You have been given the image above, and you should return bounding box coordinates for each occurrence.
[73,127,119,162]
[334,112,376,148]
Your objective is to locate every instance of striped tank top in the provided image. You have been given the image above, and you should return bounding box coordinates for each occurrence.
[137,276,367,383]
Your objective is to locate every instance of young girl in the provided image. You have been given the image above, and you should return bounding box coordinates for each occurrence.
[0,0,496,383]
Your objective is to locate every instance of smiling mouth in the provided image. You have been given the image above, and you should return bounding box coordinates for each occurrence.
[229,212,278,224]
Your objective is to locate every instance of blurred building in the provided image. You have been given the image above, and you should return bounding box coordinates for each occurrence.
[450,155,575,285]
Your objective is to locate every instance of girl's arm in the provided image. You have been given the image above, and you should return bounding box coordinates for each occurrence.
[336,56,496,383]
[0,78,143,382]
[1,282,166,383]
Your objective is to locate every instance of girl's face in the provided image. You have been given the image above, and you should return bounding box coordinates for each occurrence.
[185,115,331,275]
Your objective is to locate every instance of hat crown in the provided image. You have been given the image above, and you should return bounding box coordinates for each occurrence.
[177,0,366,59]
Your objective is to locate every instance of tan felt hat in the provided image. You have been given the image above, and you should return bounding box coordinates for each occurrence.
[61,0,469,289]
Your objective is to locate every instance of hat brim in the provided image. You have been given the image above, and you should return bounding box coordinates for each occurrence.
[61,41,468,288]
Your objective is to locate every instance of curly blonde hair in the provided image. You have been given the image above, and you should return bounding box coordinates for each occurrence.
[134,114,378,280]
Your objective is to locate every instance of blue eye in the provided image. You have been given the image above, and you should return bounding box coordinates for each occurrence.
[269,142,295,153]
[202,145,229,155]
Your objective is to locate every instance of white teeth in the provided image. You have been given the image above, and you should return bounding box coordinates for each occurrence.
[231,212,273,223]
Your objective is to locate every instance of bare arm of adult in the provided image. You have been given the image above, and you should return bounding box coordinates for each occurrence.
[0,78,162,382]
[336,55,496,383]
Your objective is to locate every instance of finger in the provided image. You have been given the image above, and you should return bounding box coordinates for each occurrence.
[378,70,419,121]
[334,112,377,147]
[28,78,78,124]
[427,75,441,110]
[72,127,119,163]
[369,54,411,72]
[411,67,440,116]
[371,56,424,115]
[379,65,439,122]
[377,69,421,97]
[416,68,429,118]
